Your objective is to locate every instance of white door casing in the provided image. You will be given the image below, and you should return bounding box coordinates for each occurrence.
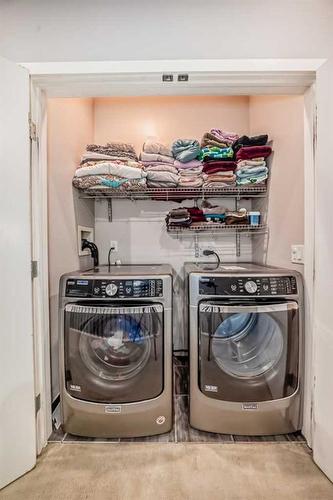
[312,58,333,482]
[0,56,36,489]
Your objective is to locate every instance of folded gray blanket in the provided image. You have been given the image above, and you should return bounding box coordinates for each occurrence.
[147,180,178,188]
[141,152,175,164]
[146,171,179,184]
[143,139,172,157]
[87,143,137,160]
[145,164,178,174]
[172,139,200,163]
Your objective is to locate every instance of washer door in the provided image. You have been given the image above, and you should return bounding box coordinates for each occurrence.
[64,303,164,403]
[79,314,151,382]
[199,301,299,402]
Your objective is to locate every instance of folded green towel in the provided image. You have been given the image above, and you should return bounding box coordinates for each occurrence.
[199,146,234,161]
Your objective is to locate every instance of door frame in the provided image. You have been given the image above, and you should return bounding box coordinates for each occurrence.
[25,58,324,451]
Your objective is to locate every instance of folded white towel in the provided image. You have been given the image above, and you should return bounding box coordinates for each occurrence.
[75,162,146,179]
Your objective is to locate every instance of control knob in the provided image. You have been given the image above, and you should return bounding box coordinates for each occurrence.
[105,283,118,297]
[244,280,258,294]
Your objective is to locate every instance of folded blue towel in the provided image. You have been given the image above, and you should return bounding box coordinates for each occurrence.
[236,166,268,179]
[172,139,200,163]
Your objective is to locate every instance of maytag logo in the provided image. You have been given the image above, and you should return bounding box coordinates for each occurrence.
[204,384,218,393]
[105,405,121,414]
[242,403,258,411]
[69,384,81,392]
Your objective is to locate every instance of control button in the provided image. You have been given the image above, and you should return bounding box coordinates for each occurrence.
[93,287,100,294]
[263,284,269,292]
[244,280,258,294]
[105,283,118,297]
[231,284,237,292]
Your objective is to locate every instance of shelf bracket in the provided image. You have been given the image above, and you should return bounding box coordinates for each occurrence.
[236,232,241,257]
[194,233,200,258]
[107,199,112,222]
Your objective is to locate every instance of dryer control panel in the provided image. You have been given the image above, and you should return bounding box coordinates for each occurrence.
[65,278,163,298]
[199,276,298,296]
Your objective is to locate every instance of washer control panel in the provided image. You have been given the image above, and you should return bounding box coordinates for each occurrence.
[66,278,163,298]
[199,276,298,296]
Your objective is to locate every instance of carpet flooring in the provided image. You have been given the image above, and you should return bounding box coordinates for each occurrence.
[1,442,333,500]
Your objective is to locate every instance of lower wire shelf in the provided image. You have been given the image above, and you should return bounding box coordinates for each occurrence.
[167,223,268,235]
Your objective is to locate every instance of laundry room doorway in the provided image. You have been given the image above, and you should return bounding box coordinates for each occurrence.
[4,58,331,488]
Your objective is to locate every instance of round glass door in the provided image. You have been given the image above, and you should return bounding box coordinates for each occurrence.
[211,312,284,378]
[79,315,151,381]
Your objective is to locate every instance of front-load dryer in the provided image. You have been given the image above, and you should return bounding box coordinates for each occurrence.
[59,264,173,438]
[185,262,303,435]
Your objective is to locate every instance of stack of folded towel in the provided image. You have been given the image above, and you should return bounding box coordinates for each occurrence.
[234,136,272,186]
[141,140,179,188]
[165,207,192,228]
[199,129,238,187]
[225,207,249,225]
[200,129,237,161]
[166,206,205,229]
[72,143,147,191]
[202,161,237,187]
[202,204,227,223]
[175,159,204,188]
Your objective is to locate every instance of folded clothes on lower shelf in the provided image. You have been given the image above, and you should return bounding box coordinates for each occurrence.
[165,207,192,227]
[165,206,258,230]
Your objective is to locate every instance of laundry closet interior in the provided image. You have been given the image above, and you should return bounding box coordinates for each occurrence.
[44,86,306,442]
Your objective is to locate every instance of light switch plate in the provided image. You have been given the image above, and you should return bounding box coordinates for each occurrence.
[291,244,304,264]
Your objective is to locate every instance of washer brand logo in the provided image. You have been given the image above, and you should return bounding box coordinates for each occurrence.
[242,403,258,410]
[204,385,218,393]
[156,416,166,425]
[69,384,81,392]
[105,405,121,414]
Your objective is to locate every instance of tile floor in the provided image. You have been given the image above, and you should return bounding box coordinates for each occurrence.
[49,355,305,445]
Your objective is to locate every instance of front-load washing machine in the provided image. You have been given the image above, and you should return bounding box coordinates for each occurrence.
[59,264,173,438]
[185,262,303,435]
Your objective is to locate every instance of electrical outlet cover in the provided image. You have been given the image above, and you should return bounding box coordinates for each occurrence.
[291,244,304,264]
[110,240,118,252]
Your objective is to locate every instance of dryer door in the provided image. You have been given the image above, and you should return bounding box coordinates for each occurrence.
[198,301,299,402]
[63,303,164,403]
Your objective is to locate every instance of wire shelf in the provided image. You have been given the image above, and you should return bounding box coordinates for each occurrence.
[167,223,268,235]
[78,185,267,200]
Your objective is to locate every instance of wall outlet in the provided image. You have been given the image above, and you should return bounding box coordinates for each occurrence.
[291,244,304,264]
[110,240,118,252]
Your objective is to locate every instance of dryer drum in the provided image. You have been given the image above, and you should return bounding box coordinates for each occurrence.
[78,314,152,382]
[210,313,284,379]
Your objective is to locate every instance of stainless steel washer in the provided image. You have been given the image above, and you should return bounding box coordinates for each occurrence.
[186,263,303,435]
[59,264,173,438]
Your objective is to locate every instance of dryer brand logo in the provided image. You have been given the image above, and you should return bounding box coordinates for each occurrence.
[105,405,122,414]
[242,403,258,411]
[156,416,166,425]
[204,384,218,393]
[69,384,81,392]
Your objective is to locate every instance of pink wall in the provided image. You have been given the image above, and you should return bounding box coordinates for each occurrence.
[93,96,250,153]
[47,98,94,399]
[249,95,304,271]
